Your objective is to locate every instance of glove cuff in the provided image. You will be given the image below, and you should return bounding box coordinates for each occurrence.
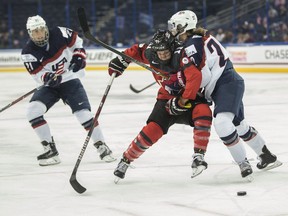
[118,56,130,67]
[73,48,86,59]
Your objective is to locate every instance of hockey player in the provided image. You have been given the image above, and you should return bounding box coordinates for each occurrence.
[109,29,212,182]
[167,10,282,178]
[21,15,116,166]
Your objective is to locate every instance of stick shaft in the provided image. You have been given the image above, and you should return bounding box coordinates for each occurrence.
[69,73,116,194]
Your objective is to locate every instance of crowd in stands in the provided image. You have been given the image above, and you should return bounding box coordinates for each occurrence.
[0,0,287,49]
[213,0,288,43]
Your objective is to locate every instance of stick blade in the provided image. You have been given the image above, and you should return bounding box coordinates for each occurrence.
[77,7,90,33]
[129,84,141,93]
[70,174,86,194]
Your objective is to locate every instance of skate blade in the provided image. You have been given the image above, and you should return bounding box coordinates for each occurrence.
[39,156,61,166]
[102,154,117,163]
[244,174,254,182]
[114,177,121,184]
[191,165,206,178]
[262,160,283,171]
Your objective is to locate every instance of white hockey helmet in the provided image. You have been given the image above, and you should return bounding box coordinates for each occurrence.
[167,10,198,36]
[26,15,49,47]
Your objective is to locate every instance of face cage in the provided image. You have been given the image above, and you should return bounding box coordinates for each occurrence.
[168,21,188,38]
[29,27,49,47]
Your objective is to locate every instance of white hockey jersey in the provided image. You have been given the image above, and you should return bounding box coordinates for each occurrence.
[21,26,85,86]
[183,34,230,100]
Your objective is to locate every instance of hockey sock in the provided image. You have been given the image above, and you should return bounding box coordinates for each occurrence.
[244,131,265,155]
[124,122,163,162]
[193,117,212,152]
[192,103,212,152]
[29,116,52,142]
[74,110,105,143]
[81,118,105,143]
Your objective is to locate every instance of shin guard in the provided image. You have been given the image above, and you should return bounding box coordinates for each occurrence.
[192,104,212,152]
[124,122,163,162]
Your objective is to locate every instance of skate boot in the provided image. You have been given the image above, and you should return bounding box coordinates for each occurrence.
[114,157,131,183]
[191,153,208,178]
[94,141,116,162]
[257,145,282,170]
[238,158,253,180]
[37,137,61,166]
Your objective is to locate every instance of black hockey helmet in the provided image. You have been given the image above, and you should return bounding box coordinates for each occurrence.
[150,29,175,52]
[149,29,176,64]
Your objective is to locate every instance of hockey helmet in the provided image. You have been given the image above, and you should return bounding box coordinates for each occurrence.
[26,15,49,47]
[149,29,176,64]
[168,10,198,36]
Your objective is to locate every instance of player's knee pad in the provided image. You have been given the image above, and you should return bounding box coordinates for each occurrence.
[74,109,93,123]
[142,122,164,143]
[26,101,47,121]
[214,112,240,146]
[213,112,235,137]
[192,103,212,119]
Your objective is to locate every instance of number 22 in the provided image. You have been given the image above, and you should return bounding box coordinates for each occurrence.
[207,39,226,67]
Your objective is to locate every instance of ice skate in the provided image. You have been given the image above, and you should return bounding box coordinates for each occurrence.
[114,157,131,184]
[94,141,116,162]
[257,145,282,171]
[191,153,207,178]
[238,159,253,181]
[37,138,61,166]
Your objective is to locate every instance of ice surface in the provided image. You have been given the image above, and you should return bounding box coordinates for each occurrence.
[0,70,288,216]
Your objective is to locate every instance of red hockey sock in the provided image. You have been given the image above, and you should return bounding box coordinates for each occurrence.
[192,104,212,152]
[124,122,163,162]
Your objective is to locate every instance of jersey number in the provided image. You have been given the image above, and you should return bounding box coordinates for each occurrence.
[207,39,226,67]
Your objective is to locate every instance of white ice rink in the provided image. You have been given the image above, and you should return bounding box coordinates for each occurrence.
[0,70,288,216]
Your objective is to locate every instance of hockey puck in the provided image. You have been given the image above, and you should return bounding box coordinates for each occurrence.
[237,191,247,196]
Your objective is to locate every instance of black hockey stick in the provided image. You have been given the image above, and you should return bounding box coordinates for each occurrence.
[69,73,116,194]
[129,81,157,93]
[0,64,75,113]
[77,7,168,80]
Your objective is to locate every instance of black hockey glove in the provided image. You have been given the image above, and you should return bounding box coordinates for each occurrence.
[42,72,62,87]
[69,48,86,72]
[194,92,213,106]
[165,97,192,115]
[108,56,130,77]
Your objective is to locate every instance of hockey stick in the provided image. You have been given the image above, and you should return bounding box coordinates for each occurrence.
[69,73,116,194]
[0,64,75,113]
[129,81,157,93]
[77,7,168,80]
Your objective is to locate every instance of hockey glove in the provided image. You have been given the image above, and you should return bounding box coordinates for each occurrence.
[166,97,192,115]
[42,72,62,87]
[108,56,130,77]
[69,48,86,72]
